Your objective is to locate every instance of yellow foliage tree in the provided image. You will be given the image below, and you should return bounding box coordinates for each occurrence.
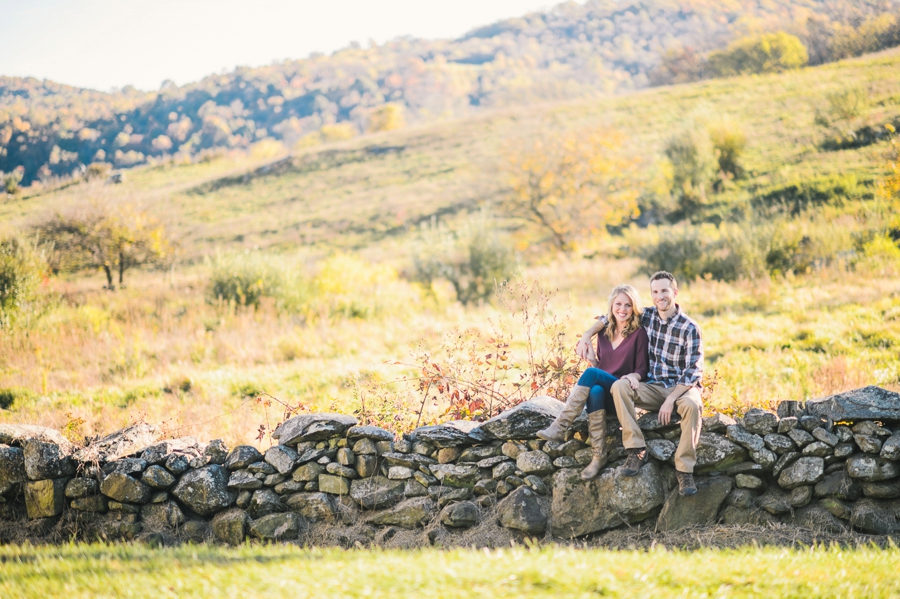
[369,103,406,133]
[502,129,638,253]
[36,203,174,289]
[708,31,808,77]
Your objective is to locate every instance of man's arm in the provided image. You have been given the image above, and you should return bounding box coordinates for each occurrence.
[575,317,607,361]
[657,325,703,426]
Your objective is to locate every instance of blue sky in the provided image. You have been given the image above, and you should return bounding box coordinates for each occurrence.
[0,0,557,92]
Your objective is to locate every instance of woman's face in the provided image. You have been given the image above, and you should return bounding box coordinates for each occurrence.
[612,293,634,325]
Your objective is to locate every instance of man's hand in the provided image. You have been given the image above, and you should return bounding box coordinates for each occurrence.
[576,338,595,362]
[658,397,677,426]
[620,373,641,390]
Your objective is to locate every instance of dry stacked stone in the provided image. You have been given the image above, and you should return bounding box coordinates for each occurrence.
[2,385,900,544]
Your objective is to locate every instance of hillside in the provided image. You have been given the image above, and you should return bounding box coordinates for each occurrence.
[2,0,898,185]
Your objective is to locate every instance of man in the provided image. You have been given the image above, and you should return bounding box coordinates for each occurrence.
[576,271,703,496]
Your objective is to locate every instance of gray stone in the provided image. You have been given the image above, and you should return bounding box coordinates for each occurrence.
[473,396,564,440]
[789,485,812,508]
[429,463,479,488]
[264,474,285,486]
[849,498,900,534]
[172,465,235,516]
[141,501,185,530]
[375,441,393,455]
[404,480,429,498]
[292,462,322,482]
[694,432,748,474]
[272,413,357,445]
[24,440,75,480]
[141,437,202,465]
[165,453,189,474]
[834,443,855,458]
[285,492,337,521]
[24,478,67,518]
[440,500,478,528]
[776,401,803,419]
[476,456,510,469]
[799,415,827,432]
[551,463,664,537]
[352,438,377,455]
[497,486,547,534]
[65,477,98,499]
[524,475,548,495]
[295,447,330,464]
[227,470,263,490]
[0,445,25,492]
[790,503,848,533]
[412,421,483,448]
[846,454,900,482]
[273,481,304,495]
[318,474,350,495]
[0,424,73,450]
[247,489,284,519]
[702,413,736,434]
[881,434,900,461]
[574,448,594,467]
[337,448,356,466]
[852,420,892,437]
[235,491,252,509]
[429,486,473,507]
[108,501,140,514]
[742,408,778,435]
[382,452,436,469]
[246,461,276,475]
[657,476,733,532]
[388,466,414,480]
[142,465,176,489]
[149,491,167,503]
[435,447,459,464]
[787,428,815,447]
[812,428,839,447]
[862,480,900,499]
[806,386,900,422]
[414,471,438,487]
[249,512,301,541]
[101,458,147,476]
[553,456,579,469]
[474,479,498,495]
[727,488,757,509]
[814,470,861,501]
[204,439,229,465]
[355,454,378,478]
[778,457,824,489]
[501,441,524,459]
[349,476,406,509]
[636,411,681,431]
[74,423,161,463]
[182,520,208,542]
[834,425,854,442]
[264,445,298,475]
[347,425,394,442]
[749,448,777,469]
[777,417,799,433]
[212,508,249,544]
[647,439,676,462]
[100,472,151,503]
[756,487,792,514]
[459,446,500,462]
[516,451,554,476]
[725,426,765,452]
[855,435,883,454]
[772,452,801,478]
[736,474,764,490]
[367,496,436,528]
[802,442,832,457]
[820,497,852,520]
[71,495,108,512]
[393,438,412,453]
[325,462,358,478]
[492,461,517,480]
[726,462,764,476]
[764,434,795,454]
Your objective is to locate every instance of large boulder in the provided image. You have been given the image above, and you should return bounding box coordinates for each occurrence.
[285,492,337,522]
[171,465,235,516]
[440,501,478,528]
[550,463,665,537]
[23,440,75,480]
[0,424,73,451]
[849,498,900,534]
[471,397,563,440]
[806,386,900,422]
[694,433,748,473]
[366,497,435,528]
[497,486,547,534]
[846,454,900,482]
[264,445,298,475]
[24,478,67,519]
[411,421,483,448]
[656,476,733,531]
[778,457,824,489]
[73,423,161,463]
[349,476,406,509]
[272,413,357,445]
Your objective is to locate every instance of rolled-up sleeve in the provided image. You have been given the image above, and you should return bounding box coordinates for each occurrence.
[677,324,703,388]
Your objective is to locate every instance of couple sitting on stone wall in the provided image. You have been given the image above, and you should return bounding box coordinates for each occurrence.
[537,270,704,497]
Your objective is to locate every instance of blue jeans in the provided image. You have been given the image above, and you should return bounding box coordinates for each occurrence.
[578,367,619,414]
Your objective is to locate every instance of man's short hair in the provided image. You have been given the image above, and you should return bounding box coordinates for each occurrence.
[649,271,677,289]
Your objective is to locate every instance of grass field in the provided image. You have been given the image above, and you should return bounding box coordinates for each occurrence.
[1,543,899,598]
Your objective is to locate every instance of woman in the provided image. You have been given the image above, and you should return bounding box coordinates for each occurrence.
[537,284,648,480]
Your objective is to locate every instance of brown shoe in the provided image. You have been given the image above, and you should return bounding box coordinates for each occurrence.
[676,471,697,496]
[621,448,647,476]
[580,410,608,480]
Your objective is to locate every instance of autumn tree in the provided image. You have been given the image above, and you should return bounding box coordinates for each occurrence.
[707,32,808,77]
[369,103,406,132]
[36,203,174,289]
[501,129,638,253]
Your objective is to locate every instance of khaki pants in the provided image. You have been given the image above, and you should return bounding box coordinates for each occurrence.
[610,380,702,473]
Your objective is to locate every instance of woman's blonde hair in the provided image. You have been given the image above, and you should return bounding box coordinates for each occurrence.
[604,284,643,342]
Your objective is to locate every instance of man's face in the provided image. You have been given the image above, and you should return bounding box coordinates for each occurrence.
[650,278,678,312]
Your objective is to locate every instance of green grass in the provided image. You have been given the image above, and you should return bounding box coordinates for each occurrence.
[1,544,899,598]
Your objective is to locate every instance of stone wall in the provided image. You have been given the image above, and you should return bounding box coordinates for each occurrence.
[1,386,899,546]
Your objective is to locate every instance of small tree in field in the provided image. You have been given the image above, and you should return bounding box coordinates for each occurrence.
[36,204,174,289]
[502,129,638,253]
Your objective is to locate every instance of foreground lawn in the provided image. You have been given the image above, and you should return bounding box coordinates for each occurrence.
[1,544,898,598]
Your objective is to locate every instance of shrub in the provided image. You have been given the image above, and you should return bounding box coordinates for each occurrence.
[708,119,747,181]
[207,251,285,309]
[0,387,34,410]
[752,173,870,215]
[708,32,808,77]
[663,124,717,216]
[412,213,518,306]
[0,236,50,328]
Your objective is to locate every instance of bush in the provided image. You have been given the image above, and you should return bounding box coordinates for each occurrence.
[752,173,870,215]
[708,32,808,77]
[412,213,518,305]
[0,387,34,410]
[207,251,285,309]
[0,236,50,328]
[663,124,717,216]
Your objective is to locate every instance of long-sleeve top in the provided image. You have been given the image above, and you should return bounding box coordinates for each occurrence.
[639,305,704,388]
[594,325,649,380]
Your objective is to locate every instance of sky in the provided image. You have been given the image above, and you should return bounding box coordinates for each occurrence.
[0,0,558,92]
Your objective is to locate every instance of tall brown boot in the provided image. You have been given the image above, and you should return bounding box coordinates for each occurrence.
[536,385,590,442]
[580,410,608,480]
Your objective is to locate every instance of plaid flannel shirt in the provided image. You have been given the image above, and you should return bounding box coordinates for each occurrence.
[640,305,703,389]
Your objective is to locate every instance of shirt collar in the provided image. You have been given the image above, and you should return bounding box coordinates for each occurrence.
[655,304,683,324]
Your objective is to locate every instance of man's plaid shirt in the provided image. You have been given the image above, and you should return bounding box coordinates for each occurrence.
[640,305,703,389]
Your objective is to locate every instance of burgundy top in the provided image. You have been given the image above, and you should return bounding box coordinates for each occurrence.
[595,325,649,380]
